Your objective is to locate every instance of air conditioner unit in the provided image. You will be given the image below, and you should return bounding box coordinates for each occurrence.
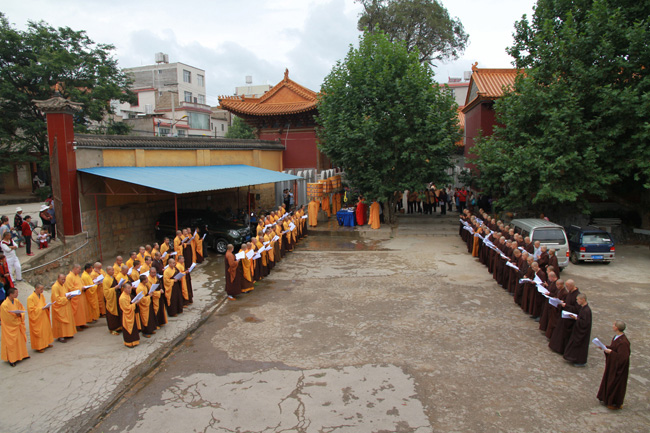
[163,54,169,63]
[155,52,165,63]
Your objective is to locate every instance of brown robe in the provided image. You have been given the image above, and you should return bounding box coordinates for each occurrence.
[597,334,631,408]
[549,289,580,354]
[225,251,242,297]
[563,304,592,364]
[545,287,568,339]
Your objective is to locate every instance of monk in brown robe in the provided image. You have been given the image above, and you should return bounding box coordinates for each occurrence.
[548,248,560,277]
[597,320,631,410]
[563,293,592,366]
[224,244,242,300]
[538,271,558,331]
[119,283,140,348]
[545,279,567,339]
[549,279,580,354]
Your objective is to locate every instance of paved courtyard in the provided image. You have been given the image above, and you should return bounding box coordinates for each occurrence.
[92,215,650,433]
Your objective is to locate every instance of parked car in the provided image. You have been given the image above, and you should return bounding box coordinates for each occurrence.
[565,225,615,264]
[155,209,251,254]
[511,218,570,269]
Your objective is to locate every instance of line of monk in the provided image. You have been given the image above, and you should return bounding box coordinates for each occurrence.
[459,208,630,410]
[1,229,206,365]
[225,204,307,300]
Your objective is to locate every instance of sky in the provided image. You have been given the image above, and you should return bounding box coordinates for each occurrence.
[2,0,537,106]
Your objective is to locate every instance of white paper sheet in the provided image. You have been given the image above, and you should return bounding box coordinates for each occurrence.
[301,215,308,219]
[263,241,270,246]
[42,302,54,310]
[93,274,105,284]
[127,267,133,276]
[272,235,279,242]
[140,270,150,278]
[173,272,184,280]
[148,283,159,295]
[9,310,26,314]
[534,275,543,285]
[169,251,177,256]
[162,251,168,258]
[83,284,95,289]
[187,263,196,273]
[252,253,261,260]
[157,274,163,279]
[519,278,533,284]
[289,222,296,230]
[536,285,549,295]
[561,311,578,319]
[66,290,82,297]
[592,337,607,351]
[506,261,519,270]
[117,278,126,288]
[202,233,207,240]
[548,297,562,307]
[235,251,245,260]
[163,264,169,270]
[131,291,144,304]
[246,250,255,260]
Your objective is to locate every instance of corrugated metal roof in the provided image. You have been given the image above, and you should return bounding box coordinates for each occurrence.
[78,165,302,194]
[74,134,284,150]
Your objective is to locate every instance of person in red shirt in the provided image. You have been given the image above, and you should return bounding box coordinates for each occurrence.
[21,215,34,256]
[458,188,468,212]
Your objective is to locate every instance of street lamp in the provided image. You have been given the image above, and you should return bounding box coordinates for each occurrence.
[171,115,188,136]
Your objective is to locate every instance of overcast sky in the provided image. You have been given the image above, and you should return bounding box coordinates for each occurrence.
[3,0,537,105]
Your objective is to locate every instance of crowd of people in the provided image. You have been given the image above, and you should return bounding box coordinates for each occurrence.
[459,208,631,410]
[225,203,307,300]
[1,228,206,366]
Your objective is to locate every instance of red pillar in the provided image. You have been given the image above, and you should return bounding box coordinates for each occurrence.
[34,95,84,238]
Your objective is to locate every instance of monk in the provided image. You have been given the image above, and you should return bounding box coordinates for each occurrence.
[163,258,183,317]
[194,227,204,263]
[176,255,192,305]
[1,287,29,366]
[549,279,581,354]
[548,248,560,277]
[597,320,631,410]
[356,197,367,226]
[27,284,54,352]
[81,263,100,322]
[563,293,592,366]
[173,230,183,257]
[119,282,140,348]
[538,271,558,332]
[112,255,124,274]
[225,244,242,300]
[125,251,137,269]
[160,237,172,266]
[308,198,319,227]
[545,279,567,339]
[321,195,331,217]
[102,266,122,334]
[135,275,156,337]
[64,264,89,329]
[368,201,381,230]
[90,262,107,316]
[51,273,76,342]
[148,269,166,328]
[136,246,149,264]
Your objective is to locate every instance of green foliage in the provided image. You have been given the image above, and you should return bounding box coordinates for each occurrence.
[475,0,650,213]
[316,31,461,222]
[0,13,136,171]
[356,0,468,65]
[35,186,52,202]
[225,116,256,139]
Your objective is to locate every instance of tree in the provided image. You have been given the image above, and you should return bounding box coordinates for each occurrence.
[225,116,256,139]
[316,31,461,223]
[356,0,468,65]
[474,0,650,214]
[0,13,135,174]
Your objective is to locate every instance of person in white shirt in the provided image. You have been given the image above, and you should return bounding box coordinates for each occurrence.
[1,231,22,281]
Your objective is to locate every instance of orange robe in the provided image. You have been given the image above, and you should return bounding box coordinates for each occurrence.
[90,269,107,315]
[149,274,166,326]
[160,242,171,266]
[308,200,319,227]
[51,281,76,338]
[175,263,189,300]
[82,271,100,321]
[102,275,119,316]
[321,196,331,217]
[135,282,152,329]
[369,201,381,229]
[1,297,29,363]
[119,292,139,347]
[65,271,89,327]
[27,292,54,350]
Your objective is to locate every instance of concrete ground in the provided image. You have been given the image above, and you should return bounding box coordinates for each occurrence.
[87,214,649,433]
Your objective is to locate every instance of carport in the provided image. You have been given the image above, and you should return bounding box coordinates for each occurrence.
[78,164,302,260]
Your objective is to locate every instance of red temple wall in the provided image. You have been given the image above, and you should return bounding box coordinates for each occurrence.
[463,102,497,169]
[259,128,322,170]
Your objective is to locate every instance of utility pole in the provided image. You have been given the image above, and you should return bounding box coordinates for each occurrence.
[170,91,176,137]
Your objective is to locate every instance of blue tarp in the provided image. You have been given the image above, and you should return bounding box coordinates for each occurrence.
[78,165,301,194]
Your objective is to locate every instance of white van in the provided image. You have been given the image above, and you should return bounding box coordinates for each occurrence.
[511,219,570,269]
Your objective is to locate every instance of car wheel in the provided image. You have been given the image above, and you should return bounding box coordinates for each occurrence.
[570,252,579,265]
[214,238,228,254]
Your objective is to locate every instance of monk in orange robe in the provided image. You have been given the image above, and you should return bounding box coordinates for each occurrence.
[51,273,76,342]
[369,201,381,229]
[81,263,100,322]
[148,271,166,328]
[91,262,107,316]
[308,199,319,227]
[136,275,156,337]
[160,237,172,266]
[163,258,183,316]
[27,284,54,352]
[240,243,254,293]
[102,266,122,334]
[65,264,89,329]
[321,195,331,217]
[119,283,140,348]
[1,287,29,366]
[112,255,124,275]
[176,255,192,305]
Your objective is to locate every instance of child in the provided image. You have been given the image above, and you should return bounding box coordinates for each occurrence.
[38,228,49,249]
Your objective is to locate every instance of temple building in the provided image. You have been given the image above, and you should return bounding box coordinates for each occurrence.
[219,70,331,172]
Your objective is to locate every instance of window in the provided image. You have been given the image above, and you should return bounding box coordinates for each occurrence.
[197,94,205,104]
[183,69,191,83]
[197,74,204,87]
[158,70,163,74]
[188,112,209,130]
[184,91,192,102]
[177,130,186,137]
[159,127,170,136]
[532,229,566,245]
[158,91,163,96]
[221,124,224,131]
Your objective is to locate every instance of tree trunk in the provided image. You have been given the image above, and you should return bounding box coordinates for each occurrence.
[386,195,397,225]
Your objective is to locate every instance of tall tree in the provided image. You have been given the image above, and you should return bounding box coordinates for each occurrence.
[356,0,468,65]
[225,116,256,139]
[474,0,650,214]
[0,13,135,174]
[316,31,461,223]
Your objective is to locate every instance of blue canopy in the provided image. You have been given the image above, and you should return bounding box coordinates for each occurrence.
[78,165,301,194]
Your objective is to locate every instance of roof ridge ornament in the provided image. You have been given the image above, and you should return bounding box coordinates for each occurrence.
[284,68,289,81]
[472,62,479,72]
[33,93,84,114]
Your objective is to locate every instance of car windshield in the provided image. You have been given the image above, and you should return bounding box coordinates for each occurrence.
[533,229,566,245]
[583,233,612,244]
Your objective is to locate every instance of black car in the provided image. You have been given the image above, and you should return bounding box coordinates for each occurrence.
[155,209,251,254]
[565,225,615,264]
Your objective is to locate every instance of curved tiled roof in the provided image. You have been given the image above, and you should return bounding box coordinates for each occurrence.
[219,69,317,117]
[463,64,523,113]
[74,134,284,150]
